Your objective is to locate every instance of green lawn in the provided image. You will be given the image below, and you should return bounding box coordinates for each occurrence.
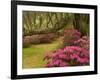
[22,38,63,69]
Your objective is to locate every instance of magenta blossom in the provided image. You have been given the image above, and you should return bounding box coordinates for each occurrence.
[44,46,89,67]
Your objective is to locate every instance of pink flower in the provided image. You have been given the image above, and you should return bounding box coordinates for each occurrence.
[44,45,89,67]
[77,57,89,64]
[63,28,81,46]
[52,53,59,58]
[74,36,89,50]
[44,53,52,61]
[70,53,79,59]
[64,46,74,53]
[59,62,69,67]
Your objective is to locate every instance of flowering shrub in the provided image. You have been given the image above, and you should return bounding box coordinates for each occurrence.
[39,33,55,43]
[23,36,32,48]
[74,36,89,50]
[63,28,81,47]
[31,35,40,44]
[23,33,55,46]
[44,46,89,67]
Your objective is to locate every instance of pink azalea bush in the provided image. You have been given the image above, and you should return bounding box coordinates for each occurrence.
[63,28,81,46]
[44,28,90,67]
[44,46,89,67]
[31,34,41,44]
[74,36,89,50]
[23,36,33,48]
[39,33,55,43]
[23,33,55,47]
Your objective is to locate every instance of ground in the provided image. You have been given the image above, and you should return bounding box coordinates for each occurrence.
[22,37,63,68]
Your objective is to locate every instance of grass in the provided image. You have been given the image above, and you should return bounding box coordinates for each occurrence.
[22,23,73,69]
[22,38,62,69]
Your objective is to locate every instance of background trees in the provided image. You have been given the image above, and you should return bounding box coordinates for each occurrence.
[23,11,76,35]
[73,14,89,36]
[23,11,89,36]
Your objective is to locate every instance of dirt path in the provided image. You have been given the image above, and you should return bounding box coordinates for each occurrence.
[22,37,63,69]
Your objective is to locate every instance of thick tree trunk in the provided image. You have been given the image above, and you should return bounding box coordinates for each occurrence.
[73,14,89,36]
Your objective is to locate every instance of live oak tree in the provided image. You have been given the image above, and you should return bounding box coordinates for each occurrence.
[73,14,89,36]
[23,11,89,36]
